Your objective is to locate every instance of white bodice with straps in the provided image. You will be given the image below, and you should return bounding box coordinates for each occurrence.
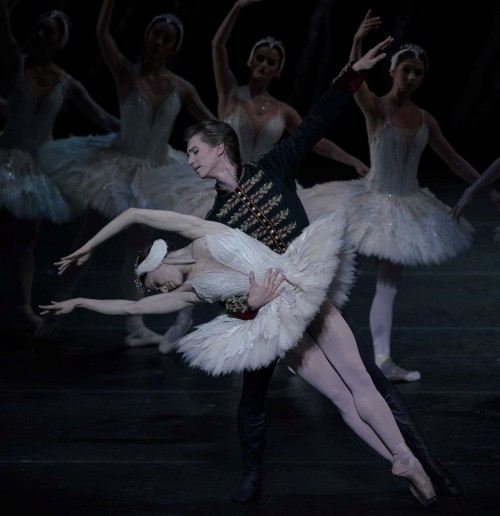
[298,105,475,266]
[223,103,286,163]
[39,70,216,219]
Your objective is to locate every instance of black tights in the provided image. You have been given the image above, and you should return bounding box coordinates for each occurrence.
[239,359,277,415]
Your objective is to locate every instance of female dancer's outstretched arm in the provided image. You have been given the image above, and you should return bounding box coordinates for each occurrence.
[55,208,227,274]
[40,290,201,317]
[452,156,500,221]
[40,265,283,317]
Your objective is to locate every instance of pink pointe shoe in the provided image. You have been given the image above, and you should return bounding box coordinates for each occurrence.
[392,456,437,507]
[378,356,421,383]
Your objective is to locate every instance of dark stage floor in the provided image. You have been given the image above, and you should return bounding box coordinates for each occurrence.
[1,181,499,516]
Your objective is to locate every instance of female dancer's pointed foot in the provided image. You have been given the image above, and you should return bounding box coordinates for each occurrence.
[377,356,421,383]
[392,459,437,507]
[124,327,163,347]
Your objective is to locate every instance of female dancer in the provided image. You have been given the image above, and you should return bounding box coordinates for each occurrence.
[299,10,498,382]
[0,1,119,332]
[212,0,369,173]
[37,0,217,348]
[40,204,436,508]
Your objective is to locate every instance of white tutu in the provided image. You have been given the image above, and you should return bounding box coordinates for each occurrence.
[176,210,356,376]
[299,111,475,267]
[0,147,71,223]
[299,179,474,267]
[40,134,217,220]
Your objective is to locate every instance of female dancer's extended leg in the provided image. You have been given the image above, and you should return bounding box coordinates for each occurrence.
[286,302,436,507]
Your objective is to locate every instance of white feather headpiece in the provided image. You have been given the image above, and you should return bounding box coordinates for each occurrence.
[390,43,428,72]
[39,10,71,49]
[247,36,286,75]
[135,239,168,280]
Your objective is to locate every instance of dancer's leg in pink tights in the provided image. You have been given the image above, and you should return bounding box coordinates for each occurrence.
[305,302,414,454]
[369,259,420,382]
[285,333,393,462]
[285,301,436,505]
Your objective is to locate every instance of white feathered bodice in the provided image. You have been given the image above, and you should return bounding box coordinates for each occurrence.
[192,228,289,302]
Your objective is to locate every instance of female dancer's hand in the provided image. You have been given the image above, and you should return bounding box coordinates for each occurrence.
[54,245,93,274]
[39,299,79,316]
[353,36,394,72]
[248,268,286,310]
[354,9,382,42]
[451,189,473,222]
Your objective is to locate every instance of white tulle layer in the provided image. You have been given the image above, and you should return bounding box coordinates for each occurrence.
[176,210,356,376]
[0,147,71,223]
[299,179,475,267]
[39,134,217,220]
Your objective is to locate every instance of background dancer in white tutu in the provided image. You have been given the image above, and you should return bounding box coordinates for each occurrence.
[36,0,217,349]
[452,156,500,244]
[0,1,119,333]
[212,0,369,173]
[299,10,500,382]
[40,204,436,509]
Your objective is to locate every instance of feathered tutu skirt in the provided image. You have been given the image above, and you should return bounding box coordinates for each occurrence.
[298,179,475,267]
[0,146,71,223]
[39,134,217,220]
[176,209,356,376]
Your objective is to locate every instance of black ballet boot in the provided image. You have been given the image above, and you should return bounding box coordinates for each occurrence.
[382,391,463,496]
[231,409,266,503]
[410,444,463,497]
[384,398,463,496]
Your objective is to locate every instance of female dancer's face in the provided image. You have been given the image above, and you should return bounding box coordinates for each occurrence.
[144,263,184,293]
[26,17,62,54]
[249,46,282,81]
[144,22,179,58]
[391,57,426,94]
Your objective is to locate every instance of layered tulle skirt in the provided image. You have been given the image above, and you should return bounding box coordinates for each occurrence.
[299,178,475,267]
[0,146,71,223]
[39,134,217,220]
